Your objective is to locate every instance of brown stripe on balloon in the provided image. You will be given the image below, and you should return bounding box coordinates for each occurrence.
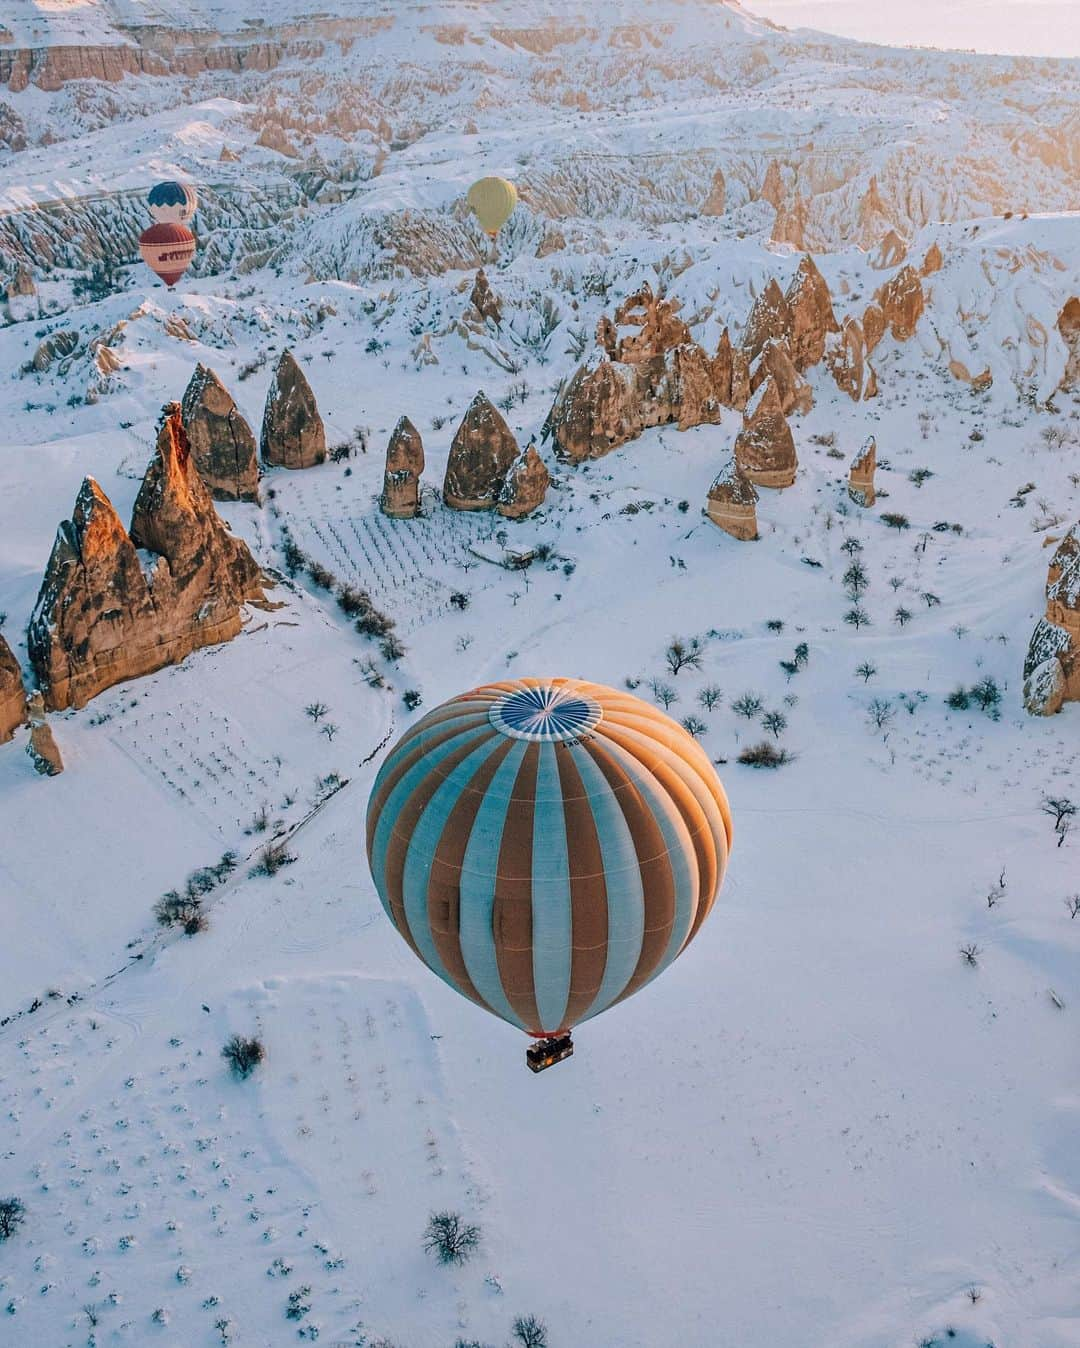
[381,728,494,961]
[492,741,542,1033]
[595,721,718,947]
[555,743,610,1027]
[426,735,518,1015]
[580,737,677,1001]
[365,709,489,856]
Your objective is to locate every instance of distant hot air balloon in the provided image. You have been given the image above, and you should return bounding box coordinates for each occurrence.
[466,176,517,239]
[366,678,733,1071]
[147,180,198,225]
[139,222,197,288]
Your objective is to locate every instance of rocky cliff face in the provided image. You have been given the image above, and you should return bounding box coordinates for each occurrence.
[0,633,27,742]
[749,338,812,417]
[733,377,797,489]
[181,364,260,502]
[444,393,521,510]
[546,289,741,464]
[29,406,265,711]
[381,416,425,518]
[1023,525,1080,716]
[876,265,926,341]
[261,351,326,470]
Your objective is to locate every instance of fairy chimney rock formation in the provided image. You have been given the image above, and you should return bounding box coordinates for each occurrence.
[871,229,909,270]
[260,351,326,470]
[1024,525,1080,715]
[1058,298,1079,391]
[876,265,926,341]
[828,317,878,403]
[734,377,797,489]
[0,633,27,742]
[862,302,886,355]
[497,442,551,519]
[706,459,758,541]
[380,416,425,519]
[750,337,812,416]
[760,159,784,209]
[468,268,502,326]
[547,355,642,464]
[29,407,265,711]
[741,279,792,363]
[444,392,521,510]
[26,694,62,776]
[181,363,259,502]
[848,436,877,506]
[921,241,944,276]
[701,167,726,217]
[612,283,692,363]
[770,195,809,251]
[783,255,839,371]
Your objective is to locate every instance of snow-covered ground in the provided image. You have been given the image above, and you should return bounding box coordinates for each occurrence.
[1,4,1079,1346]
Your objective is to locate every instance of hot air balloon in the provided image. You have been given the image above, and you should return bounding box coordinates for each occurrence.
[366,677,733,1071]
[466,176,517,239]
[147,180,198,225]
[138,222,197,288]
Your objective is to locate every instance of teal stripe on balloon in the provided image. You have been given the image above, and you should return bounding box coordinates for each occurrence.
[530,741,573,1032]
[458,738,531,1031]
[369,723,492,924]
[402,733,509,991]
[569,743,645,1023]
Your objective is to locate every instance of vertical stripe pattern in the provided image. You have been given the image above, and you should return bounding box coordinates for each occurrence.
[365,678,733,1038]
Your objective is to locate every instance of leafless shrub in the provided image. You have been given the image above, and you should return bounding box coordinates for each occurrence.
[221,1035,264,1080]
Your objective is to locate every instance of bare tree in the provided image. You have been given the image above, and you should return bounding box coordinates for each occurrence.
[698,684,723,712]
[512,1316,549,1348]
[959,944,981,967]
[665,637,703,675]
[650,679,678,710]
[1065,895,1080,920]
[844,607,871,630]
[1040,798,1074,846]
[423,1212,481,1266]
[843,561,869,599]
[855,662,877,683]
[321,723,339,742]
[305,702,329,724]
[894,606,912,628]
[221,1036,264,1080]
[867,698,894,730]
[681,715,707,738]
[761,710,787,740]
[0,1197,26,1241]
[731,692,763,720]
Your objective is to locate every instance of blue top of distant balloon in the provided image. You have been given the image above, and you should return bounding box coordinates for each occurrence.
[148,181,189,207]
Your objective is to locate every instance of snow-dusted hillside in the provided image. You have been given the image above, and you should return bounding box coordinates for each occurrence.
[1,4,1079,1347]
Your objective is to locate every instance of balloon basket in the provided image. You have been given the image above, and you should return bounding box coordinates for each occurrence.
[526,1033,574,1074]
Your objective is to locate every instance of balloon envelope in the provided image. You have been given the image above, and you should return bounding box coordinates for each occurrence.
[138,222,196,288]
[366,678,733,1039]
[147,180,198,224]
[466,176,517,237]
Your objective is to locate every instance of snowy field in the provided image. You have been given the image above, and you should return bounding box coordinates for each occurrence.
[1,3,1079,1346]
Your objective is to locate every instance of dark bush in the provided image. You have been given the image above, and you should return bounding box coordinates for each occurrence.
[222,1035,264,1080]
[738,742,793,769]
[0,1197,26,1241]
